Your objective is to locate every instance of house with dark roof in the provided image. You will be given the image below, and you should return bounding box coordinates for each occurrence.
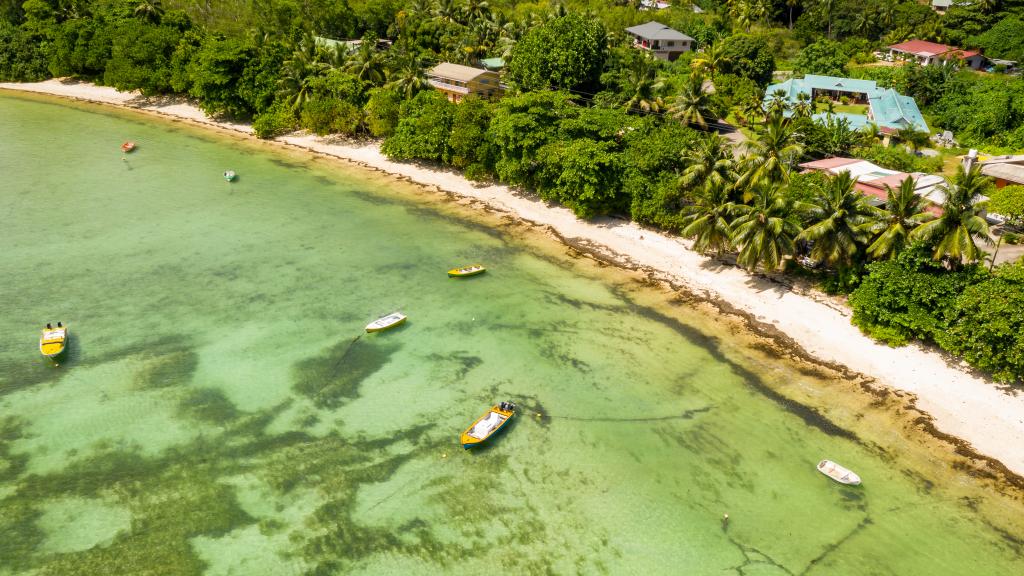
[624,21,694,61]
[764,75,929,134]
[888,40,985,70]
[427,63,503,103]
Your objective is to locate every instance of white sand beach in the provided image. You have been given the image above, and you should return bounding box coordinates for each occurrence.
[4,79,1023,477]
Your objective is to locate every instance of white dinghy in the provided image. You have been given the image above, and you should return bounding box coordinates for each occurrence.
[817,460,861,485]
[365,312,407,333]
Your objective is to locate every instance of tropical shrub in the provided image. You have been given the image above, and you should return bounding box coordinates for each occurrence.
[381,90,456,163]
[300,98,363,136]
[252,102,298,139]
[363,88,402,137]
[848,244,986,346]
[936,263,1024,382]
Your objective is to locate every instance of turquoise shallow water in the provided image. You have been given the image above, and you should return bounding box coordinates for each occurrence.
[1,93,1023,575]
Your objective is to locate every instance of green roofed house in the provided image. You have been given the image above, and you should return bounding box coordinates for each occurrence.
[763,74,929,135]
[479,57,505,71]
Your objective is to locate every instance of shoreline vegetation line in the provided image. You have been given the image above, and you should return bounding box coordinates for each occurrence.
[4,78,1023,480]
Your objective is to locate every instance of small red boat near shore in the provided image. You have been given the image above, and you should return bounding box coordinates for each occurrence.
[121,141,136,153]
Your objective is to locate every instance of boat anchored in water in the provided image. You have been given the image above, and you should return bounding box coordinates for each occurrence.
[365,312,407,333]
[817,459,861,485]
[448,264,486,278]
[460,401,516,449]
[223,170,237,182]
[39,322,68,360]
[121,141,136,153]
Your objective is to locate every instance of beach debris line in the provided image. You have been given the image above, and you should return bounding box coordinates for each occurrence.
[461,401,516,449]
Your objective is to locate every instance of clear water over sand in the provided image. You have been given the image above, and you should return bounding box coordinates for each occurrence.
[1,93,1022,575]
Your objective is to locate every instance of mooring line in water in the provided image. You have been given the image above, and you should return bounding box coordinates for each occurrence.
[543,405,713,423]
[328,334,363,375]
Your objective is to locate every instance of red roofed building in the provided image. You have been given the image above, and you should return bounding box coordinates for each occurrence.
[799,157,947,215]
[888,40,986,70]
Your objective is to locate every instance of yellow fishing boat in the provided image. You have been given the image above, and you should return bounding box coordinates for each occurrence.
[39,323,68,359]
[460,401,516,449]
[448,264,486,278]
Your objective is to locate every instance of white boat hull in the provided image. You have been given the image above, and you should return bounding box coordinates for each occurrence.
[817,460,861,485]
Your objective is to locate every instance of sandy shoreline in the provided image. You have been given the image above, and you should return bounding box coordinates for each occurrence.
[4,79,1023,477]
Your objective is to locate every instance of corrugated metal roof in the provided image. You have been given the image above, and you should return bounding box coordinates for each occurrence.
[428,62,490,82]
[980,163,1024,184]
[625,21,694,41]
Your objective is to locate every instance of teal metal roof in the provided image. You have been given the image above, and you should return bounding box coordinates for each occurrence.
[868,89,929,133]
[801,75,879,95]
[813,112,871,131]
[763,75,927,134]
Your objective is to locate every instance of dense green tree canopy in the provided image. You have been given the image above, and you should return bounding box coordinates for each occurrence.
[505,14,607,93]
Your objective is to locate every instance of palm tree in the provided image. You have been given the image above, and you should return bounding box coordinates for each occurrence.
[865,177,935,260]
[681,181,735,256]
[851,10,874,37]
[669,74,714,129]
[796,172,878,269]
[277,57,320,111]
[134,0,164,23]
[739,115,804,188]
[386,56,431,99]
[730,183,804,271]
[679,133,738,191]
[821,0,835,39]
[622,54,666,114]
[910,166,993,266]
[691,43,730,82]
[462,0,491,22]
[877,2,895,29]
[344,40,386,85]
[432,0,460,24]
[740,89,766,126]
[793,92,813,118]
[764,89,789,118]
[786,0,800,29]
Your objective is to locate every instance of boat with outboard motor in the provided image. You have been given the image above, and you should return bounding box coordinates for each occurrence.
[39,322,68,359]
[460,401,516,449]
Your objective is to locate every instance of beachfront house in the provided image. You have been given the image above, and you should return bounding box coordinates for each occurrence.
[624,21,694,61]
[887,40,986,70]
[427,63,504,103]
[978,155,1024,188]
[763,75,929,135]
[800,157,947,211]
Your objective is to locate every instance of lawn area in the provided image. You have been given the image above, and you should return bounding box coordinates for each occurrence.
[815,102,869,115]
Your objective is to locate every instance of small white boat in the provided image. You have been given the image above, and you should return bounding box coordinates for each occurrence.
[223,170,237,182]
[365,312,407,333]
[817,459,861,485]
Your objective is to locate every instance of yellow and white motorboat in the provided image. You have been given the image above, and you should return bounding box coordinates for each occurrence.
[39,323,68,359]
[460,401,516,449]
[448,264,486,278]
